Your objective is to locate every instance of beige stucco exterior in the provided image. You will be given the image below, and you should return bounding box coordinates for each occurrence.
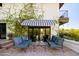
[43,3,59,36]
[42,3,59,20]
[0,3,59,19]
[0,3,59,37]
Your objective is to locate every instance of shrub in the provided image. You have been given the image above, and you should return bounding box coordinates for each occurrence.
[59,29,79,42]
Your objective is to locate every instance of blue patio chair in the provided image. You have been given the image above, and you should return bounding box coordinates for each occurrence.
[47,36,64,49]
[13,36,32,48]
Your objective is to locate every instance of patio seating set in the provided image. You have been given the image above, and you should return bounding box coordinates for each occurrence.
[13,36,32,48]
[13,35,64,50]
[47,36,64,49]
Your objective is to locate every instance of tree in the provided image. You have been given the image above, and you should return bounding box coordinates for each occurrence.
[5,3,44,36]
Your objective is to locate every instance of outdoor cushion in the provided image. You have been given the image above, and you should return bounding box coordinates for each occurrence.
[13,36,32,48]
[21,36,32,45]
[47,36,64,48]
[13,37,23,45]
[47,41,63,48]
[54,37,59,44]
[57,38,64,46]
[14,42,29,48]
[51,36,58,44]
[50,42,62,48]
[51,36,56,42]
[21,36,28,40]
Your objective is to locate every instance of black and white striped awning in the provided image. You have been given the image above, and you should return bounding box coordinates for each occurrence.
[21,19,56,26]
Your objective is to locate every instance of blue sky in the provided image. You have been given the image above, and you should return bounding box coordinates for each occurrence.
[60,3,79,29]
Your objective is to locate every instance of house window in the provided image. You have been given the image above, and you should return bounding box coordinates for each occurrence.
[0,3,2,7]
[0,23,6,39]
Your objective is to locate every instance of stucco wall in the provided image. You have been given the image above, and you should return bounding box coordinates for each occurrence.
[43,3,59,20]
[0,3,59,35]
[42,3,59,36]
[0,3,59,20]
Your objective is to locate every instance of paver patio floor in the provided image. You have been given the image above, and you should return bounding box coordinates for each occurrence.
[0,44,79,56]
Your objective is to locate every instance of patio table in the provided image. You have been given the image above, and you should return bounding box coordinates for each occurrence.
[32,41,47,52]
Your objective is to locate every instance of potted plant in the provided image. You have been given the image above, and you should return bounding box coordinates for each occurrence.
[8,33,13,40]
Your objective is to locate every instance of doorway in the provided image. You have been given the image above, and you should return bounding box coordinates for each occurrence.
[0,23,6,39]
[28,26,51,42]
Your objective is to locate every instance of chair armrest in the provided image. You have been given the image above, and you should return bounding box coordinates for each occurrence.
[57,38,64,46]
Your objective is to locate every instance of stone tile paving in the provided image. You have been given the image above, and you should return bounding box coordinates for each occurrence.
[0,45,79,56]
